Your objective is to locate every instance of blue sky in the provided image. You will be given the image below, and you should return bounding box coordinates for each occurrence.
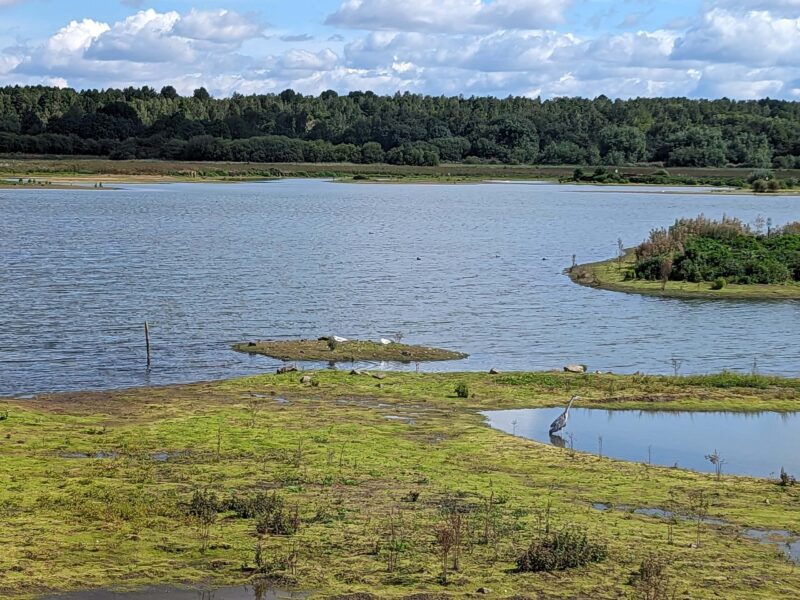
[0,0,798,99]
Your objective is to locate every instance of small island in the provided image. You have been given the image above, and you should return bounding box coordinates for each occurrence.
[233,338,468,362]
[570,215,800,299]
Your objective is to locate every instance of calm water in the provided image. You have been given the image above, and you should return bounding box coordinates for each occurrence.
[2,179,799,396]
[482,407,800,477]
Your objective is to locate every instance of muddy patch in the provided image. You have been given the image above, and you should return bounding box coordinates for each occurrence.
[39,583,306,600]
[592,503,799,563]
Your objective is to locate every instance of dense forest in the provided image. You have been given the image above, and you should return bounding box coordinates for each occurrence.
[2,85,800,168]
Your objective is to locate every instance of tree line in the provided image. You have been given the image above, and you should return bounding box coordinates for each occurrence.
[1,85,800,167]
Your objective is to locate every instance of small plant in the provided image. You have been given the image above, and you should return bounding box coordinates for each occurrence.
[402,490,420,503]
[246,397,264,428]
[454,382,470,398]
[630,553,675,600]
[0,410,8,421]
[327,338,338,351]
[669,357,683,377]
[434,523,455,584]
[256,501,299,536]
[516,526,607,572]
[184,489,219,551]
[223,491,282,519]
[779,467,796,487]
[711,277,726,290]
[686,489,709,547]
[185,488,220,518]
[705,450,726,480]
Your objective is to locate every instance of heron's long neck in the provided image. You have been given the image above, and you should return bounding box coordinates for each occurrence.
[566,397,576,412]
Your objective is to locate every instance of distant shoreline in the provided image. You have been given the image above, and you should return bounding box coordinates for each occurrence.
[3,156,799,189]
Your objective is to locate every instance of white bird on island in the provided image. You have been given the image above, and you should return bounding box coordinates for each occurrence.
[332,335,349,343]
[379,338,392,345]
[549,395,579,435]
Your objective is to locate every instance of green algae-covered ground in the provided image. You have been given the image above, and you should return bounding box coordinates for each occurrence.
[1,371,799,599]
[232,339,467,363]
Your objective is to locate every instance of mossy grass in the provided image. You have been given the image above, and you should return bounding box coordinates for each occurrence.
[1,370,799,599]
[232,339,468,363]
[569,254,800,299]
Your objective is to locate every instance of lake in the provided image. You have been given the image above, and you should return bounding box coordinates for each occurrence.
[2,180,799,395]
[481,407,800,478]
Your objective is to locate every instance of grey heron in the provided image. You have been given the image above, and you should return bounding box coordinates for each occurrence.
[549,395,579,436]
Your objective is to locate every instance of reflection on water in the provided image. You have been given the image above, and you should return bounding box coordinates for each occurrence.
[482,407,800,478]
[40,583,305,600]
[3,180,800,396]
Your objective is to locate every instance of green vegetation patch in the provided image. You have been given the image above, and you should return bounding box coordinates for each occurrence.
[1,370,800,599]
[633,216,800,285]
[232,339,468,363]
[569,216,800,299]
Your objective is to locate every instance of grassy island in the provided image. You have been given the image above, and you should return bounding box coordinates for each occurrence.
[233,339,468,363]
[2,370,800,599]
[570,216,800,299]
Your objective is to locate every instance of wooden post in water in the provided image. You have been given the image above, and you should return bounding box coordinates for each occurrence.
[144,321,151,367]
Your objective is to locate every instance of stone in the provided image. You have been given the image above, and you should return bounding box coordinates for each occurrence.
[247,341,257,347]
[477,588,491,594]
[372,373,387,380]
[489,368,500,375]
[300,375,313,384]
[276,365,298,374]
[350,369,364,376]
[564,364,586,374]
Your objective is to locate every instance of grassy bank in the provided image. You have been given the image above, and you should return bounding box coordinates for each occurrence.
[233,339,468,363]
[569,255,800,300]
[1,371,799,599]
[2,156,799,186]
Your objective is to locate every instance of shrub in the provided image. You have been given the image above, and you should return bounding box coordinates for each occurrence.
[223,491,282,519]
[327,338,338,351]
[516,526,607,572]
[711,277,726,290]
[256,502,299,536]
[632,215,800,285]
[185,489,220,518]
[454,382,470,398]
[779,467,796,487]
[630,553,674,600]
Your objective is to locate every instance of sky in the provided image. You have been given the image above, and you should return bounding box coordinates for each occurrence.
[0,0,798,99]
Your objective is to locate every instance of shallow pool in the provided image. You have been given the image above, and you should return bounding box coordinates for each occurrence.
[482,407,800,478]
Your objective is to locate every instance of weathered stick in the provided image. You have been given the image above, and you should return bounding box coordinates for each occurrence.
[144,321,151,367]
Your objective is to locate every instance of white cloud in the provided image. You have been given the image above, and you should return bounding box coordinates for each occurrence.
[326,0,570,33]
[46,19,110,55]
[173,9,264,44]
[86,10,191,63]
[4,2,800,101]
[14,8,265,84]
[708,0,800,16]
[277,48,339,71]
[673,9,800,66]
